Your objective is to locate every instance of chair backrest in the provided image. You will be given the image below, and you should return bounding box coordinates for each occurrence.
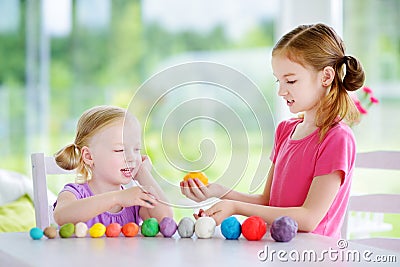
[341,150,400,239]
[31,153,73,229]
[354,151,400,170]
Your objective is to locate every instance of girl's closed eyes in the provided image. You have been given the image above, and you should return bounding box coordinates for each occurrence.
[275,79,297,84]
[113,147,141,153]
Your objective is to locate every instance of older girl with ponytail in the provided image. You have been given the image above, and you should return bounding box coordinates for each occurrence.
[181,23,364,238]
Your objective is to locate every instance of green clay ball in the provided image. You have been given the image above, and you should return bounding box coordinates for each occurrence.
[29,227,44,240]
[141,218,159,237]
[59,223,75,238]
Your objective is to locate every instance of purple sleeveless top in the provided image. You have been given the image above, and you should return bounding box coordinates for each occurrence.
[54,183,142,228]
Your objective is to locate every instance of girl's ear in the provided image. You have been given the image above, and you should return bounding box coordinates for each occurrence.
[321,66,335,87]
[81,146,94,167]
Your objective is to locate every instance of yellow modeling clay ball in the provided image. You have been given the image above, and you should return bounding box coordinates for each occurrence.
[89,223,106,238]
[183,172,209,186]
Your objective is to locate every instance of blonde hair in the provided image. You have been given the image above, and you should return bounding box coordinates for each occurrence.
[272,23,365,141]
[55,105,127,183]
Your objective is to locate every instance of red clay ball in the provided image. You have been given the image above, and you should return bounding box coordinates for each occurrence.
[106,223,122,237]
[241,216,267,241]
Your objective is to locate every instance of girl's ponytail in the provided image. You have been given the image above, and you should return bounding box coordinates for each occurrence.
[54,144,80,170]
[342,56,365,92]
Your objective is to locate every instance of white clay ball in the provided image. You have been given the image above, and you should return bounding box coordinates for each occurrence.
[194,217,216,239]
[75,222,88,238]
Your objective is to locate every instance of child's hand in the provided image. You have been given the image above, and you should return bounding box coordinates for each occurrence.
[117,186,156,209]
[193,208,207,220]
[204,200,235,225]
[180,179,225,202]
[140,155,152,172]
[134,155,152,178]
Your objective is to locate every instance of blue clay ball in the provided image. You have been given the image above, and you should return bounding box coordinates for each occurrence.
[221,216,241,240]
[30,227,44,240]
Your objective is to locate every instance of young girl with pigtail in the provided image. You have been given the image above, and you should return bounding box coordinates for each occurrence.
[53,105,172,227]
[181,23,365,238]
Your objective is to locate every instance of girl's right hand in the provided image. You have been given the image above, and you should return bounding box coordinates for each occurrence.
[180,179,226,202]
[117,186,156,209]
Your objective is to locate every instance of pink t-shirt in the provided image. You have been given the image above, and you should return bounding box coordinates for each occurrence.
[270,118,356,238]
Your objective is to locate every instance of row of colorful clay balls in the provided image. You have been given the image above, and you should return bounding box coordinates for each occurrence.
[30,215,298,242]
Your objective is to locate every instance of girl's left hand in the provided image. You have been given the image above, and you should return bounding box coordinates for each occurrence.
[180,179,226,202]
[134,155,152,180]
[204,200,236,225]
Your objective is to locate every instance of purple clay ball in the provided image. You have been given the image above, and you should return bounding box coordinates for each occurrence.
[159,217,178,238]
[270,216,298,242]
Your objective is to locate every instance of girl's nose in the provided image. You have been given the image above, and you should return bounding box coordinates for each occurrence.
[125,153,138,168]
[125,150,134,162]
[277,84,287,96]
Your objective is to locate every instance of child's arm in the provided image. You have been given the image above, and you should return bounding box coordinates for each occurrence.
[53,186,155,226]
[205,170,342,232]
[135,156,173,222]
[180,165,275,205]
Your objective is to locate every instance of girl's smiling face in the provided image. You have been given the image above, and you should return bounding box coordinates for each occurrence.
[272,54,326,115]
[85,116,142,187]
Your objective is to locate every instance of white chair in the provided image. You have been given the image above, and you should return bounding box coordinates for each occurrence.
[341,150,400,252]
[31,153,74,229]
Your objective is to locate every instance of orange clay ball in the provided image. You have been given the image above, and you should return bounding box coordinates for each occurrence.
[183,172,209,186]
[121,222,139,237]
[106,223,122,237]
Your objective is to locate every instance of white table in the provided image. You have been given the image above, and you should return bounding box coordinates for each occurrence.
[0,228,399,267]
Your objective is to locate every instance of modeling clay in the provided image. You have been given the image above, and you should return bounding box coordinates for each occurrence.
[221,216,241,240]
[105,223,121,237]
[59,223,75,238]
[29,227,44,240]
[121,222,139,237]
[241,216,266,241]
[43,226,57,239]
[159,217,177,237]
[194,217,216,239]
[141,218,159,237]
[89,223,106,238]
[75,222,88,238]
[183,172,209,186]
[177,217,195,238]
[270,216,298,242]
